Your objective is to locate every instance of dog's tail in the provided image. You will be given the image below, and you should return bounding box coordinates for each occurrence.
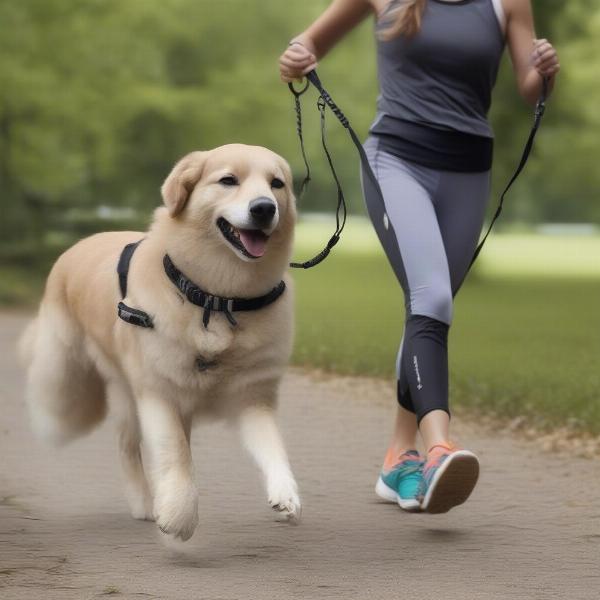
[18,317,39,368]
[23,305,108,446]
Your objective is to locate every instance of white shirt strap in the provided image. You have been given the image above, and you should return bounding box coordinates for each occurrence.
[491,0,507,35]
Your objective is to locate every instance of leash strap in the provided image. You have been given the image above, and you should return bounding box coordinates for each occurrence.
[163,254,286,328]
[288,71,372,269]
[116,239,154,329]
[467,76,549,271]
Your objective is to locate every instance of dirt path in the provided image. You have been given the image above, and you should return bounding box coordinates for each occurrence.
[1,313,599,600]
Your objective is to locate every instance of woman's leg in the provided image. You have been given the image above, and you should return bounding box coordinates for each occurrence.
[361,138,454,448]
[433,170,492,297]
[417,169,492,444]
[413,169,492,512]
[383,404,419,469]
[361,139,489,512]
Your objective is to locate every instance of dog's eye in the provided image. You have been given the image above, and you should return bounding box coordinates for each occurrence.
[271,178,285,189]
[219,176,238,186]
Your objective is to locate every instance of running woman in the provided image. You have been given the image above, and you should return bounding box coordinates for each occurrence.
[279,0,559,513]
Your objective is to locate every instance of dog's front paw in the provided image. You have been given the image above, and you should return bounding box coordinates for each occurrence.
[268,475,301,524]
[125,485,155,522]
[129,496,155,522]
[154,478,199,541]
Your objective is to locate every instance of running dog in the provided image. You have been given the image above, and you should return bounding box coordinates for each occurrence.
[20,144,301,541]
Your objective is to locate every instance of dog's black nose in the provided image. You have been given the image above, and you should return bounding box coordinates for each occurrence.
[249,197,277,227]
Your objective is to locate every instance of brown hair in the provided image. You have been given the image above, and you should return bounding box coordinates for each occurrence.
[378,0,426,41]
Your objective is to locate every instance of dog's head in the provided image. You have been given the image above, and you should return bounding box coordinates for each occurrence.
[160,144,296,268]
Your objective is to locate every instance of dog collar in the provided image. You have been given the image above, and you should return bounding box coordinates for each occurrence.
[162,254,285,328]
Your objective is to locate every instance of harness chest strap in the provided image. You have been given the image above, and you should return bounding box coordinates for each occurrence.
[117,240,154,329]
[116,240,286,329]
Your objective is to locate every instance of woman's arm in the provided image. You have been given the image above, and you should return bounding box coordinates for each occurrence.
[279,0,373,83]
[504,0,560,106]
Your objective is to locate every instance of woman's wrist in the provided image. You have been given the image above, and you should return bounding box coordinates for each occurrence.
[522,69,554,106]
[289,35,318,58]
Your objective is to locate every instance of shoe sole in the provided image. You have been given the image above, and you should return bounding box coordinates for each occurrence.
[375,477,421,512]
[421,451,479,514]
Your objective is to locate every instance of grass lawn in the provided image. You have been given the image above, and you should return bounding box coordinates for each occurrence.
[291,217,600,433]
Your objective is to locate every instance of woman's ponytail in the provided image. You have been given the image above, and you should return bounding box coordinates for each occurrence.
[379,0,426,41]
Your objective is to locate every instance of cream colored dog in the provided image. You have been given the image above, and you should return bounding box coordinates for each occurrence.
[20,144,301,541]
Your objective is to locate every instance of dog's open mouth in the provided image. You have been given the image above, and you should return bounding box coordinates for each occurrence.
[217,217,270,259]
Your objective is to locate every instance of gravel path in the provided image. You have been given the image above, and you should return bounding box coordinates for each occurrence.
[1,313,598,599]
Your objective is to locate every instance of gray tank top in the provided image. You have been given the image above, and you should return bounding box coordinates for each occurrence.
[371,0,505,139]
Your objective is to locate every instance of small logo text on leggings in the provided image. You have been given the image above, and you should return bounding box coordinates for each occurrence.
[413,355,423,390]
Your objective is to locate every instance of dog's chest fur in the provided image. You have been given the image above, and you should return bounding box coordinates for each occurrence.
[139,301,278,394]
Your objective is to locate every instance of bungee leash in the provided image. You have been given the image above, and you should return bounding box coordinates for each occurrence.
[287,69,550,275]
[287,71,352,269]
[467,75,549,270]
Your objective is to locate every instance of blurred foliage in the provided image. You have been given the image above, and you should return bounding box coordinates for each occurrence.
[0,0,598,268]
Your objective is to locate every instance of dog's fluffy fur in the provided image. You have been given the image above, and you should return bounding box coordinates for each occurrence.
[20,144,301,541]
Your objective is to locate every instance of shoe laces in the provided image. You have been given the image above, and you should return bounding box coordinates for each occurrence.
[423,443,458,478]
[391,450,424,477]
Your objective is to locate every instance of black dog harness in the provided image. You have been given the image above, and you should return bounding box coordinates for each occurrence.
[117,240,155,329]
[288,69,549,275]
[117,240,286,329]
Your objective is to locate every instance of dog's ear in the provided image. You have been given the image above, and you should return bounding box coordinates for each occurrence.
[161,151,207,216]
[280,159,295,197]
[278,157,297,211]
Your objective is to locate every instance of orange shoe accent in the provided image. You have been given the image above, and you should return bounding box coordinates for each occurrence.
[427,442,458,456]
[383,447,417,471]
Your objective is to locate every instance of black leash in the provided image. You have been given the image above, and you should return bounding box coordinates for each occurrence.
[288,69,549,274]
[467,76,549,270]
[288,71,354,269]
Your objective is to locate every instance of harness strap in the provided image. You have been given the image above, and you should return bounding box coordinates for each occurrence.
[163,254,286,329]
[117,239,143,297]
[116,239,154,329]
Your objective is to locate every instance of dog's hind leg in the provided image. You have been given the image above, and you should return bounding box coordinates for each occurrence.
[24,305,107,446]
[238,403,302,523]
[110,381,154,521]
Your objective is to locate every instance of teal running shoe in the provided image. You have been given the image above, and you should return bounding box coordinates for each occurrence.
[375,449,423,511]
[419,443,480,514]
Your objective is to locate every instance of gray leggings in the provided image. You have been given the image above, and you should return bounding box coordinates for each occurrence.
[361,135,491,421]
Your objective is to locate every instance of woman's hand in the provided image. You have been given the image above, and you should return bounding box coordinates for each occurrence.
[279,42,318,83]
[531,38,560,79]
[506,0,560,105]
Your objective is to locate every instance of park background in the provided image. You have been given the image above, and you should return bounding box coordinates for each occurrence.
[0,0,598,434]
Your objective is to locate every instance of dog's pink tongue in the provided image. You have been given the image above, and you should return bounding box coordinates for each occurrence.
[239,230,267,257]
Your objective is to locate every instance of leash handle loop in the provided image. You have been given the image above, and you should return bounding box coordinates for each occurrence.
[288,78,310,98]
